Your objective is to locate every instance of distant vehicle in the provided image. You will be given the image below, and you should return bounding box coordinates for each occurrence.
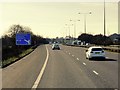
[66,42,71,46]
[81,42,86,45]
[72,41,77,45]
[85,43,89,46]
[49,42,52,45]
[77,41,81,45]
[86,46,105,60]
[85,43,90,46]
[52,44,60,50]
[72,40,81,45]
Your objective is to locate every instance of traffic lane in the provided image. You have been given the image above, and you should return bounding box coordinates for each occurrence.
[105,51,119,61]
[61,45,119,61]
[61,45,118,88]
[61,45,118,71]
[38,45,97,88]
[2,45,47,88]
[61,45,118,69]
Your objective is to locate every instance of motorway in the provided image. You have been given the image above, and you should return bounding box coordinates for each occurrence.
[2,44,118,89]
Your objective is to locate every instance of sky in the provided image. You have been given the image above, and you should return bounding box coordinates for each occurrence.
[0,0,119,38]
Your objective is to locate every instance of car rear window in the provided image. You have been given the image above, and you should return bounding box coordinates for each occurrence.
[92,48,103,51]
[55,44,59,46]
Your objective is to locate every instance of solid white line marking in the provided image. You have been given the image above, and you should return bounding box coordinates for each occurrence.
[77,58,79,60]
[83,62,86,65]
[32,45,49,89]
[93,70,99,75]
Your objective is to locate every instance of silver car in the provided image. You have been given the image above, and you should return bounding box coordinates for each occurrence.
[52,44,60,50]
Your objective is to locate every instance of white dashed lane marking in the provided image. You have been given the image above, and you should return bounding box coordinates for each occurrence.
[72,55,74,57]
[83,62,86,65]
[77,58,79,60]
[69,53,71,55]
[93,70,99,75]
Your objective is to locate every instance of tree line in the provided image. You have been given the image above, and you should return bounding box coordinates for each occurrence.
[78,33,119,45]
[2,24,49,61]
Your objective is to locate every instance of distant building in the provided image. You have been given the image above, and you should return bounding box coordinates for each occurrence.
[109,33,120,44]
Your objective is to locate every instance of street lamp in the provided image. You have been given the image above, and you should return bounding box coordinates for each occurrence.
[65,24,74,45]
[104,0,106,37]
[78,11,92,34]
[103,0,106,46]
[65,24,73,37]
[70,19,80,40]
[64,26,67,38]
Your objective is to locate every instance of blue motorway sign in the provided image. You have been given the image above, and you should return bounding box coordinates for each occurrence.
[16,33,31,45]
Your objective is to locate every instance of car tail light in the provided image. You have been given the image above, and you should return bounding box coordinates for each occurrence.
[102,51,104,53]
[90,51,93,53]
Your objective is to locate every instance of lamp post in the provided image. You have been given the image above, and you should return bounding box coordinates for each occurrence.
[70,19,80,40]
[65,24,73,45]
[78,12,91,34]
[104,0,106,37]
[103,0,106,46]
[64,26,67,38]
[65,24,73,37]
[65,24,70,37]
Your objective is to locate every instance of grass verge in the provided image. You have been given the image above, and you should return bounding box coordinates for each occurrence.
[2,48,35,68]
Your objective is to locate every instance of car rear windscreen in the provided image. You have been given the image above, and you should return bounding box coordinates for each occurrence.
[92,48,103,51]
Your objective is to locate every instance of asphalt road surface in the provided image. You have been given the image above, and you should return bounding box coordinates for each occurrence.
[2,44,119,89]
